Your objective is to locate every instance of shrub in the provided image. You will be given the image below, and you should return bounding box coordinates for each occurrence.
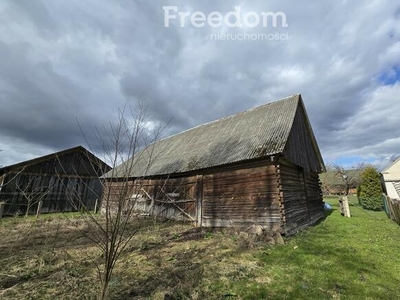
[358,166,383,210]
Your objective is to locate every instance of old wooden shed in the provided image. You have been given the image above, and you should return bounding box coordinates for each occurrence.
[104,94,326,234]
[0,146,110,216]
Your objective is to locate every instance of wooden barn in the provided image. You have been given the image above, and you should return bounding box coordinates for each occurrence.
[0,146,110,217]
[104,94,326,234]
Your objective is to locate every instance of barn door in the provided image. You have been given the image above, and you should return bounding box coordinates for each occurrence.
[154,179,198,222]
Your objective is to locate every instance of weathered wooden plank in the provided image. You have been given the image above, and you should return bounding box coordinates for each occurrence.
[203,188,279,196]
[276,160,324,234]
[203,175,277,186]
[201,217,281,228]
[201,164,282,228]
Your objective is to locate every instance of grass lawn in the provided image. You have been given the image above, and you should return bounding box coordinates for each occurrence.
[0,196,399,299]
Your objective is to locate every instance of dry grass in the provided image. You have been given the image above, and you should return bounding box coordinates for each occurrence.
[0,215,100,299]
[0,215,272,299]
[1,202,400,299]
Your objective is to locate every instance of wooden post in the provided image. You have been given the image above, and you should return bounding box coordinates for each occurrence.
[94,199,98,214]
[36,200,43,218]
[339,196,351,217]
[343,196,351,217]
[196,175,203,227]
[0,202,4,219]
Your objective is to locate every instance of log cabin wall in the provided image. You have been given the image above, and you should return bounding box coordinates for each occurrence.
[303,171,324,223]
[104,156,323,233]
[104,160,284,229]
[277,159,324,234]
[101,180,136,214]
[277,162,308,234]
[201,161,282,229]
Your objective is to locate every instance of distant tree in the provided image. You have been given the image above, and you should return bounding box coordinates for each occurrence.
[320,163,364,195]
[334,163,364,195]
[358,166,383,210]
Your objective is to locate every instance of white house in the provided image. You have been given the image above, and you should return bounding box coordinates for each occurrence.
[381,158,400,200]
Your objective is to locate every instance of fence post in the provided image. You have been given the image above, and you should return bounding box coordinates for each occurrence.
[386,196,395,221]
[382,194,389,217]
[391,198,400,225]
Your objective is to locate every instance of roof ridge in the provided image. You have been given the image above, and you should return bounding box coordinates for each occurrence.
[381,156,400,173]
[0,145,109,172]
[157,94,300,143]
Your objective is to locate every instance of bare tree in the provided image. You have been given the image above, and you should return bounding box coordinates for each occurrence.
[60,104,165,299]
[16,174,54,217]
[320,163,365,195]
[333,163,364,195]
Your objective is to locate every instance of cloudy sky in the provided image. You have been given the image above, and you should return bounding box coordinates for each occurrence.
[0,0,399,170]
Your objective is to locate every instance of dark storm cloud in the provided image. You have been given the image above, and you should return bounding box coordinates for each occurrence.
[0,0,400,169]
[0,41,83,146]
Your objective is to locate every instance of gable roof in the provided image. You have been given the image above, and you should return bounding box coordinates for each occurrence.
[0,146,110,176]
[106,94,325,178]
[381,157,400,183]
[381,156,400,174]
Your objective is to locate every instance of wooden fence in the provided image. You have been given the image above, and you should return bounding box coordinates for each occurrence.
[382,194,400,226]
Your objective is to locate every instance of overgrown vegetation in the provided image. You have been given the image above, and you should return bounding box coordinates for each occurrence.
[1,198,400,299]
[358,166,383,210]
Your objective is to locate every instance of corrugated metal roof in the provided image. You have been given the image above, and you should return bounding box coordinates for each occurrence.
[0,146,110,175]
[108,94,301,178]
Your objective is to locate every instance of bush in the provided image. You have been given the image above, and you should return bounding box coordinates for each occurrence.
[358,166,383,210]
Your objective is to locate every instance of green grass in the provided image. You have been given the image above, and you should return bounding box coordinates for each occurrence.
[195,196,400,300]
[1,198,399,299]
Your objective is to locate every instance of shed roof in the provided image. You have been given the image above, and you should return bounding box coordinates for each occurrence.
[106,94,324,178]
[0,146,110,176]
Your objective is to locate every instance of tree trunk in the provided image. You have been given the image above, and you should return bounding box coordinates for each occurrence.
[99,284,109,300]
[25,202,30,218]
